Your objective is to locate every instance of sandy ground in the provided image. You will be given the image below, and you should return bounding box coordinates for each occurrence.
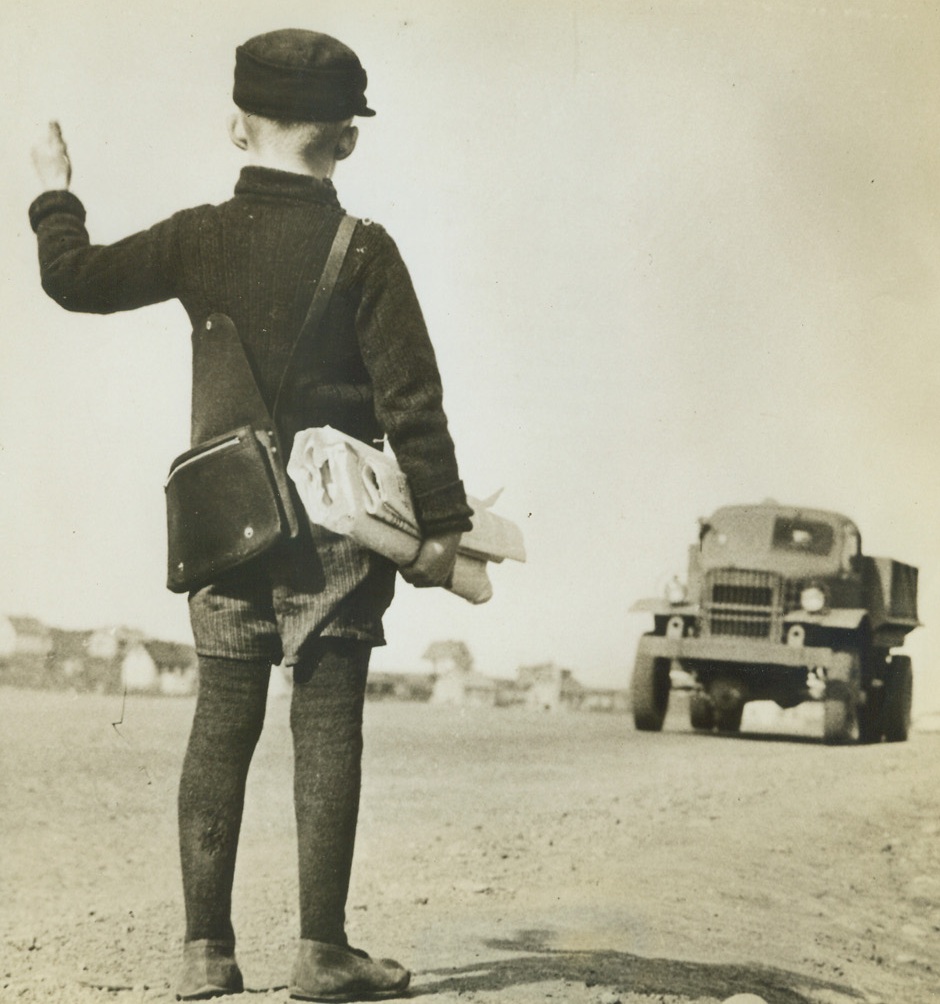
[1,685,938,1004]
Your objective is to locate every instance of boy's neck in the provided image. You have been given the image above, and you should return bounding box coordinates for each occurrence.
[246,149,336,181]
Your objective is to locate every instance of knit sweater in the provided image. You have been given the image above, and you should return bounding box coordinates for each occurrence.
[29,167,473,537]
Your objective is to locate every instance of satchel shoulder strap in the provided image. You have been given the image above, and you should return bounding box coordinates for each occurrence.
[190,213,358,445]
[272,213,358,420]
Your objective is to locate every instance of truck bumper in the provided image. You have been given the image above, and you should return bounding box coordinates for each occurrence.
[636,634,857,684]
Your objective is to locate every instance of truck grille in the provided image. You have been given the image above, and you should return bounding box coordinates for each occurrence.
[702,569,783,639]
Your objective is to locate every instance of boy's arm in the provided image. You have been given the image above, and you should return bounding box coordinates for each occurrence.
[29,123,177,313]
[349,224,474,547]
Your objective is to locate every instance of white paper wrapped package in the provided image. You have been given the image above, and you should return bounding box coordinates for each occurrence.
[287,427,525,604]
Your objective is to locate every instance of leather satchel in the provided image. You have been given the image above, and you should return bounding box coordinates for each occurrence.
[164,214,357,593]
[165,426,287,592]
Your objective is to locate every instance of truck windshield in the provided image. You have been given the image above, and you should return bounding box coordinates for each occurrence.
[771,517,834,556]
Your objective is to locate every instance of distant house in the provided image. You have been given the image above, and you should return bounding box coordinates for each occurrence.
[422,640,474,676]
[0,613,200,696]
[0,616,53,658]
[126,647,160,691]
[493,677,526,708]
[0,624,84,690]
[422,639,497,706]
[581,688,630,714]
[366,671,396,700]
[44,627,125,693]
[517,662,585,712]
[366,671,435,702]
[50,628,100,689]
[141,639,197,695]
[431,668,499,707]
[88,625,149,658]
[117,639,199,695]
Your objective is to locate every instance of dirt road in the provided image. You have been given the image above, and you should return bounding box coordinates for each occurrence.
[2,687,937,1003]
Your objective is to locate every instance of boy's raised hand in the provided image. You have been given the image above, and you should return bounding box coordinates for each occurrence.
[31,121,71,190]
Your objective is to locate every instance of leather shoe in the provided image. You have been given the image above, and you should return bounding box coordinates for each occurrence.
[289,940,410,1002]
[176,939,244,1000]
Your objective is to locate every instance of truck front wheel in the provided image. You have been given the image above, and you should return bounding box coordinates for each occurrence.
[689,691,715,731]
[857,686,884,744]
[882,656,913,743]
[711,678,745,733]
[857,647,889,744]
[631,651,671,731]
[715,703,744,733]
[823,681,857,744]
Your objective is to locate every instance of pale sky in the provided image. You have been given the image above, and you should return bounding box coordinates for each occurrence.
[3,1,939,708]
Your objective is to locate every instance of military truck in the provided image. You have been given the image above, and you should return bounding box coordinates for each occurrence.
[630,502,919,743]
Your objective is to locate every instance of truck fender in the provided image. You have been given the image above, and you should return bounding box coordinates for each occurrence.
[629,598,698,617]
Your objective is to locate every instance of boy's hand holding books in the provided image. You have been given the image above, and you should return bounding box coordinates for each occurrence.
[399,531,461,588]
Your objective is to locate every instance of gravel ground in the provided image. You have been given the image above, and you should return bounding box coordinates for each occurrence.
[1,686,938,1004]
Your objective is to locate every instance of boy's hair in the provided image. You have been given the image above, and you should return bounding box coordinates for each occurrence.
[241,113,353,159]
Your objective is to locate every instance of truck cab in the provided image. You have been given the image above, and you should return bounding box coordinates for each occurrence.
[630,501,919,743]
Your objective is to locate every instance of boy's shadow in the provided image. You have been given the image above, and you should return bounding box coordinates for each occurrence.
[413,929,861,1003]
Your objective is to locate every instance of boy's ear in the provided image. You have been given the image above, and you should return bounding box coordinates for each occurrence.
[335,125,359,162]
[228,111,249,151]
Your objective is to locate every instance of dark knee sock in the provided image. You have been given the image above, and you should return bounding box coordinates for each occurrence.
[178,655,270,943]
[291,638,370,945]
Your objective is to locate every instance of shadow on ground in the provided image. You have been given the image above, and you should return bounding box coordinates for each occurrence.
[701,731,824,746]
[414,930,860,1004]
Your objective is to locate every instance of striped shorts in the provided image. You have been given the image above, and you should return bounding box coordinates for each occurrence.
[188,525,397,666]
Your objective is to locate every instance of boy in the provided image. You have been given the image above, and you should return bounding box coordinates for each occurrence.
[30,28,472,1001]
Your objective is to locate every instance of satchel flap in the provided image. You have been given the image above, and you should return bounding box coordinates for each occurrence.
[166,425,256,486]
[165,426,284,593]
[191,317,270,445]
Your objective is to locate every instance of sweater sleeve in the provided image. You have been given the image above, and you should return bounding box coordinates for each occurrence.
[29,190,178,313]
[348,223,473,537]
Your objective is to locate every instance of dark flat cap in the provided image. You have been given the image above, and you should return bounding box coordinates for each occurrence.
[234,29,375,122]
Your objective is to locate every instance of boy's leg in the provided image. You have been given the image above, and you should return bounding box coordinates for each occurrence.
[290,637,370,945]
[289,638,411,999]
[178,654,270,945]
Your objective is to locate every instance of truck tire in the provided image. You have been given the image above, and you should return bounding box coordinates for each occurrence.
[823,682,856,744]
[714,701,743,733]
[882,656,913,743]
[631,651,671,731]
[711,678,744,733]
[689,691,715,731]
[856,685,884,744]
[857,647,888,744]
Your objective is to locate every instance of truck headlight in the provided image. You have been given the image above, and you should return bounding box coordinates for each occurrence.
[800,585,826,613]
[665,577,688,605]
